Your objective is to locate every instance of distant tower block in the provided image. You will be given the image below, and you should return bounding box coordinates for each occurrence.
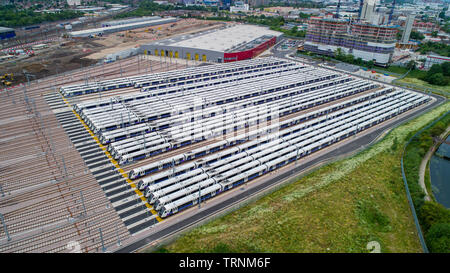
[361,0,376,22]
[401,14,415,44]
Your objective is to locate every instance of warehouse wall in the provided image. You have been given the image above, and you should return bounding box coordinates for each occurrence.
[140,45,224,62]
[139,34,279,63]
[223,36,277,62]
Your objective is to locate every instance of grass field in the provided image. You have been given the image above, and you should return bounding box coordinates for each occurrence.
[398,77,450,95]
[147,101,450,253]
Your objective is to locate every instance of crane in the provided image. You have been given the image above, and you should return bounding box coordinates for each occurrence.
[358,0,364,21]
[388,0,396,25]
[335,0,341,19]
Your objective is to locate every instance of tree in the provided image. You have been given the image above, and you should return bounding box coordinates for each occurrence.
[410,31,425,40]
[419,201,450,231]
[431,31,438,38]
[344,53,355,64]
[334,48,345,61]
[425,223,450,253]
[429,64,443,75]
[441,62,450,77]
[406,60,416,70]
[427,73,448,86]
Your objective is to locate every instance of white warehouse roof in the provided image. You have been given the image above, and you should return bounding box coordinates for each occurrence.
[102,16,161,27]
[152,24,283,53]
[68,17,176,37]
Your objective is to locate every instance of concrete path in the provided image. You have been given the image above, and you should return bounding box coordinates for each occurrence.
[419,126,450,201]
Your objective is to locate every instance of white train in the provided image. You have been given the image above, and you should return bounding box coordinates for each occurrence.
[157,91,430,217]
[127,86,398,180]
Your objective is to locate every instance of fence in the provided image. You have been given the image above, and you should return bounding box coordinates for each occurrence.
[392,80,450,98]
[400,110,450,253]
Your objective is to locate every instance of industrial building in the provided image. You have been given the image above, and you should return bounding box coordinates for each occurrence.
[67,17,177,38]
[139,24,283,62]
[304,17,398,65]
[424,54,450,70]
[0,27,16,40]
[412,21,439,33]
[101,16,162,27]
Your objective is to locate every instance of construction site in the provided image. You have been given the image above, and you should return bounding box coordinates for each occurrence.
[304,0,400,66]
[0,18,225,87]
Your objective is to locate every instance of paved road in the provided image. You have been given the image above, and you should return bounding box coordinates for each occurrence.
[114,46,447,253]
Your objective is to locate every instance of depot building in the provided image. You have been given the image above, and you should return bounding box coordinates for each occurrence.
[140,24,283,63]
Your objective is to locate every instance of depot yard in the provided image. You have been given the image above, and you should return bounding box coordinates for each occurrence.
[0,56,187,252]
[0,50,437,252]
[61,58,429,238]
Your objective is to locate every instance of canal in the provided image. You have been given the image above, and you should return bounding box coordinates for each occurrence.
[430,134,450,208]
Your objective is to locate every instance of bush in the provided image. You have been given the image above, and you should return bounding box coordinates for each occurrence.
[442,62,450,77]
[428,73,449,86]
[356,200,391,232]
[211,242,236,253]
[425,223,450,253]
[419,42,450,57]
[410,31,425,40]
[422,63,450,86]
[419,201,450,231]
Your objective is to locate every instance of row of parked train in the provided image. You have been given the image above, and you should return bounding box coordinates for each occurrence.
[60,57,289,97]
[152,90,430,217]
[95,70,345,146]
[77,69,350,168]
[79,64,325,134]
[67,57,430,219]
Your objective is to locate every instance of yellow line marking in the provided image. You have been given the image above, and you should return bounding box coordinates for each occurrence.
[60,95,163,222]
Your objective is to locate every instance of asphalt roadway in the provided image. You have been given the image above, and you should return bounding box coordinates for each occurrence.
[115,46,447,253]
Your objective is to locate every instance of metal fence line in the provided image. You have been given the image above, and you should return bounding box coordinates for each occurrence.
[400,110,450,253]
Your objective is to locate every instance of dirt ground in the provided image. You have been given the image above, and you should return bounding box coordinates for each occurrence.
[0,19,225,86]
[83,18,225,60]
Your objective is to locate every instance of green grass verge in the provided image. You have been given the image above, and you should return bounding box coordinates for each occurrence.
[398,78,450,95]
[385,66,409,75]
[149,102,450,253]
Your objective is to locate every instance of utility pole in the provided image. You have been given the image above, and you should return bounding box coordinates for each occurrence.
[116,222,121,246]
[143,133,146,150]
[99,228,106,253]
[172,158,175,178]
[80,190,87,217]
[198,185,201,209]
[138,54,140,73]
[0,213,11,242]
[62,155,68,178]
